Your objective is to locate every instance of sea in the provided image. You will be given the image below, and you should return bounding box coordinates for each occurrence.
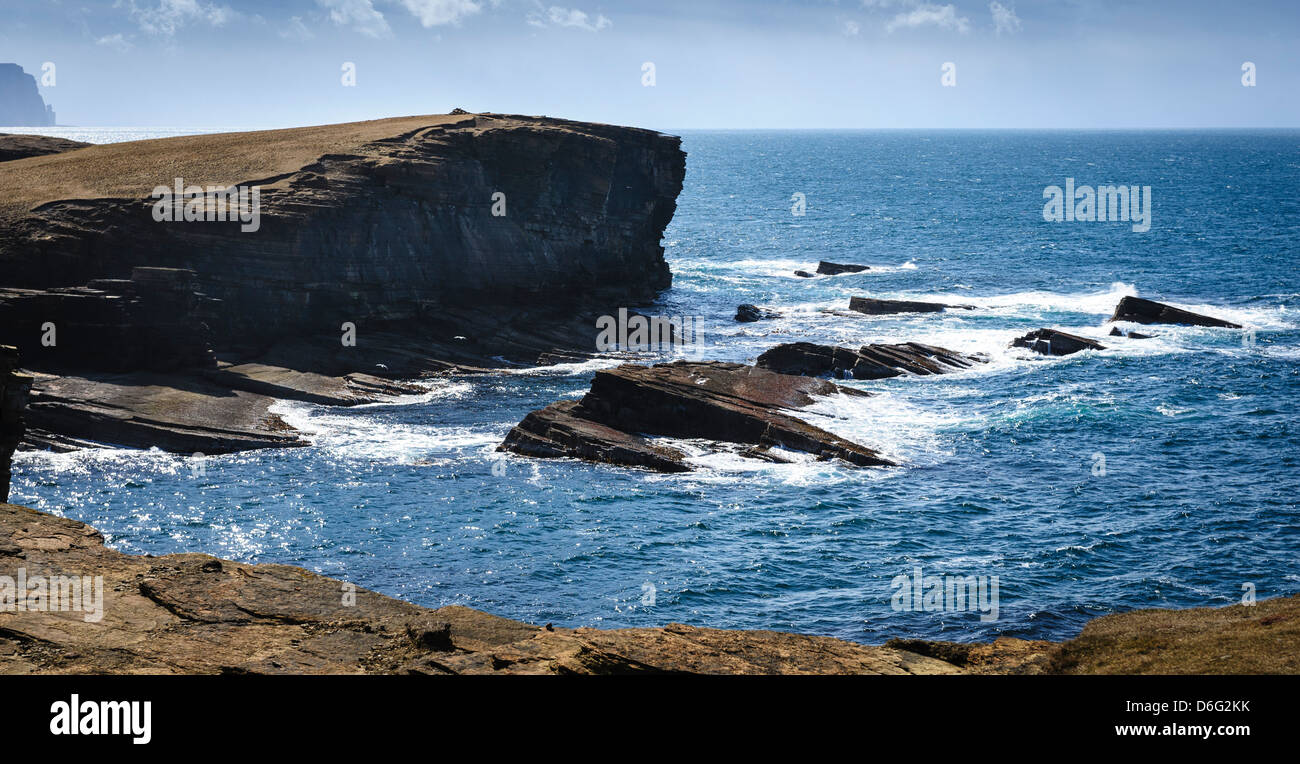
[8,126,1300,643]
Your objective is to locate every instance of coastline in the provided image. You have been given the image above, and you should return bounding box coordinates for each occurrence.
[2,501,1294,675]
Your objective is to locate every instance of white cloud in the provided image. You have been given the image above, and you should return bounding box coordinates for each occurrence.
[95,33,134,52]
[843,20,861,36]
[279,16,315,41]
[396,0,482,28]
[124,0,234,36]
[318,0,392,38]
[989,1,1021,35]
[528,6,612,32]
[885,3,970,34]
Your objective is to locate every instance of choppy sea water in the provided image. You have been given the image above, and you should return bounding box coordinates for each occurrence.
[11,128,1300,643]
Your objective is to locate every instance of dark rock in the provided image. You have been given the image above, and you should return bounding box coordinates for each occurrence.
[794,270,815,278]
[1109,327,1123,336]
[1109,327,1154,339]
[816,261,869,275]
[757,341,985,380]
[500,360,895,471]
[0,64,55,126]
[0,133,89,163]
[735,303,778,322]
[1,346,32,501]
[848,296,972,315]
[1012,329,1106,356]
[1111,296,1240,328]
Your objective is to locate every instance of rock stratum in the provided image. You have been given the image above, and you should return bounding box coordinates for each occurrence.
[1,501,1294,675]
[499,360,895,472]
[0,113,686,452]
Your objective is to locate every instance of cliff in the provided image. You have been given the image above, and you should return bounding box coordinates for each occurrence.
[0,113,685,452]
[1,501,1293,675]
[0,64,54,127]
[0,349,32,501]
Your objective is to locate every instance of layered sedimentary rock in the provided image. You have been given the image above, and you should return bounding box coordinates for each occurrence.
[0,113,685,451]
[1012,329,1106,356]
[0,349,32,501]
[0,113,684,354]
[500,360,894,471]
[848,296,972,315]
[0,502,957,675]
[1111,296,1240,328]
[0,64,54,126]
[0,134,88,163]
[3,501,1295,675]
[816,261,869,275]
[757,341,985,380]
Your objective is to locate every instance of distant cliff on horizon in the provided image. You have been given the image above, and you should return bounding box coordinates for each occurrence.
[0,63,55,126]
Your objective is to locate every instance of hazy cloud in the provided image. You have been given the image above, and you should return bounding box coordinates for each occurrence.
[989,2,1021,35]
[318,0,392,38]
[885,3,970,34]
[124,0,234,36]
[95,33,134,51]
[396,0,482,28]
[528,6,612,32]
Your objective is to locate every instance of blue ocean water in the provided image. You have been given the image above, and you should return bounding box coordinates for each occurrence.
[12,129,1300,643]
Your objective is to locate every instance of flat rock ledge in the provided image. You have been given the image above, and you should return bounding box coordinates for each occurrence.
[0,502,955,675]
[3,502,1295,675]
[848,296,974,315]
[757,341,985,380]
[499,360,894,472]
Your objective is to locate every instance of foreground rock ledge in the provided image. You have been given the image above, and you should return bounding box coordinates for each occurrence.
[0,503,955,675]
[2,502,1295,675]
[499,360,894,472]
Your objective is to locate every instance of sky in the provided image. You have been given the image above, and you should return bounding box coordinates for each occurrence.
[3,0,1297,129]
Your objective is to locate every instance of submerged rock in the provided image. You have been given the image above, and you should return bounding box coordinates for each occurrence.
[848,296,972,315]
[794,270,815,278]
[1012,329,1106,356]
[756,341,985,380]
[1110,296,1240,328]
[735,303,778,322]
[1109,327,1155,339]
[500,360,895,471]
[816,261,869,275]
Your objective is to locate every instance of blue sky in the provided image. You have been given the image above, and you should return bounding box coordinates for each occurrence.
[3,0,1297,129]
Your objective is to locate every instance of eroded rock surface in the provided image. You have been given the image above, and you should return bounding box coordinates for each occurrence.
[1111,296,1240,328]
[757,341,985,380]
[848,296,972,315]
[500,360,895,471]
[1012,328,1106,356]
[0,502,958,675]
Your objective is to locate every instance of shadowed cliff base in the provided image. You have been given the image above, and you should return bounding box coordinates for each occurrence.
[0,113,686,453]
[1,502,1293,675]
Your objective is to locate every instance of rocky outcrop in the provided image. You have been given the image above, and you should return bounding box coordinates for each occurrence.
[0,113,684,355]
[735,303,778,322]
[816,261,869,275]
[3,500,1295,675]
[0,134,88,163]
[0,502,957,675]
[1111,296,1240,328]
[1,348,32,501]
[848,296,972,315]
[0,113,685,452]
[500,360,895,471]
[757,341,985,380]
[1012,328,1105,356]
[0,64,55,126]
[1109,326,1154,339]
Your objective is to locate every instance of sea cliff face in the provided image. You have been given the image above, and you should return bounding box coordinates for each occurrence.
[0,348,31,501]
[0,64,54,127]
[0,113,684,358]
